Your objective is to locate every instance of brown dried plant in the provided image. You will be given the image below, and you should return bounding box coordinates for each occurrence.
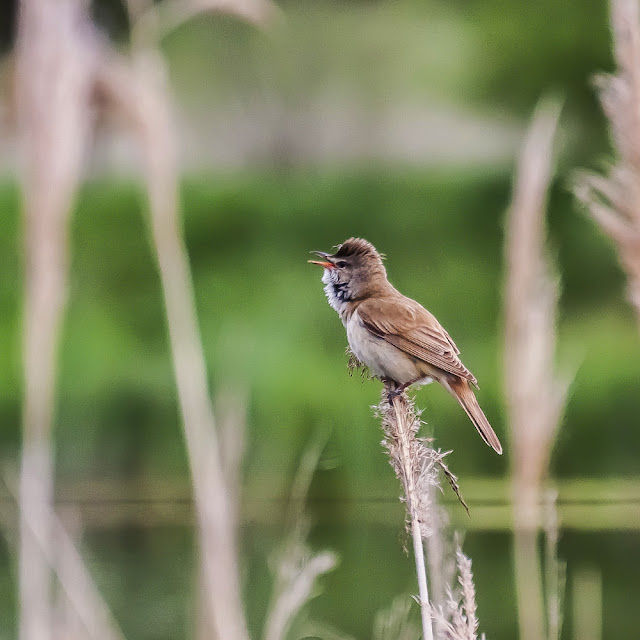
[430,543,482,640]
[93,0,275,633]
[376,388,435,640]
[16,1,100,638]
[263,433,337,640]
[504,98,569,640]
[13,0,277,638]
[376,386,481,640]
[372,597,420,640]
[574,0,640,327]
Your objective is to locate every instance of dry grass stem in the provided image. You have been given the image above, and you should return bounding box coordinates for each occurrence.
[544,490,566,640]
[372,597,419,640]
[126,57,249,640]
[505,97,567,500]
[455,546,478,639]
[13,1,309,639]
[574,0,640,325]
[504,97,569,640]
[264,544,337,640]
[430,543,481,640]
[89,7,272,640]
[4,474,125,640]
[377,387,446,640]
[377,391,482,640]
[130,0,280,46]
[196,387,248,640]
[54,509,85,640]
[377,390,468,533]
[49,510,125,640]
[424,483,452,612]
[16,1,98,638]
[93,1,283,635]
[263,435,337,640]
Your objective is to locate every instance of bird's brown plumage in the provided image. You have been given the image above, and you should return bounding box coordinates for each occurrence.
[356,295,477,384]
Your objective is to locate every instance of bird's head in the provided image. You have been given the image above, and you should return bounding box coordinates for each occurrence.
[309,238,388,306]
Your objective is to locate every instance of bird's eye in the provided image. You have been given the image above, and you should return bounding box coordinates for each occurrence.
[336,261,348,268]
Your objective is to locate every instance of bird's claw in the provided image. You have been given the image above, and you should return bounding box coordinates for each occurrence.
[386,385,403,405]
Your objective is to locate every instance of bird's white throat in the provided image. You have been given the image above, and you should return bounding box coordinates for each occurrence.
[322,268,352,320]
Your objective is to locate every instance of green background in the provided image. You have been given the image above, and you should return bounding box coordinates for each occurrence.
[1,0,640,638]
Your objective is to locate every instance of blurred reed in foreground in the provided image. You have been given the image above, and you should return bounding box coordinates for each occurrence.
[11,0,278,638]
[504,98,569,640]
[16,1,104,638]
[575,0,640,329]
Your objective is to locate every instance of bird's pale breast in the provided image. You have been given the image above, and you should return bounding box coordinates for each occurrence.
[346,310,423,384]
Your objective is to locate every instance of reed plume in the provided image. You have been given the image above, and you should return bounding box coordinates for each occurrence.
[504,98,569,640]
[430,542,482,640]
[574,0,640,328]
[263,434,338,640]
[376,385,476,640]
[376,388,435,640]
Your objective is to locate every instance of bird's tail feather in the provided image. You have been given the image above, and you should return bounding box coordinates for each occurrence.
[445,378,503,455]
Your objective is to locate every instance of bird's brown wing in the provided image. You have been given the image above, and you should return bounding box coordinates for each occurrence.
[357,295,477,384]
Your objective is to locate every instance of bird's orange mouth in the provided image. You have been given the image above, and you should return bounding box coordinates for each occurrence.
[308,260,335,268]
[308,251,335,269]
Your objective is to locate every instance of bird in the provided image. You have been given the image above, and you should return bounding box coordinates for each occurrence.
[309,237,502,454]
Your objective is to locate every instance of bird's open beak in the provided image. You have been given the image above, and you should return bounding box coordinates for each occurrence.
[308,251,335,269]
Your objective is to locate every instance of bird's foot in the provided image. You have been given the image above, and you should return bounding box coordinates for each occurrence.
[386,381,408,405]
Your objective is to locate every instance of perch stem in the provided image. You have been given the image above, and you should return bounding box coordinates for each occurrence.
[392,396,434,640]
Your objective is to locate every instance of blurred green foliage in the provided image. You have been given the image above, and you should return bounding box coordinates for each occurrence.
[1,157,640,640]
[1,170,639,487]
[2,0,640,638]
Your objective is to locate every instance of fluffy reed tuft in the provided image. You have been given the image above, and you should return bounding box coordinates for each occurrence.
[376,387,435,640]
[263,434,338,640]
[574,0,640,327]
[376,389,468,532]
[504,97,569,640]
[372,596,420,640]
[430,542,482,640]
[375,385,479,640]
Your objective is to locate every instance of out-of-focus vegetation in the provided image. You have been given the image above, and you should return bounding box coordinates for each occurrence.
[1,170,640,639]
[1,171,639,483]
[2,0,640,638]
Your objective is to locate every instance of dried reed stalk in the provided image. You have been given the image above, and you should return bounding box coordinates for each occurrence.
[117,52,249,639]
[263,432,337,640]
[430,542,481,640]
[544,490,566,640]
[372,597,419,640]
[574,0,640,327]
[94,0,278,634]
[424,481,450,614]
[504,98,569,640]
[14,1,275,638]
[45,509,125,640]
[2,469,125,640]
[15,1,96,638]
[196,389,247,640]
[377,388,438,640]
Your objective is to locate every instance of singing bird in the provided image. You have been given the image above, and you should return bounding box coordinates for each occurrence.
[309,237,502,454]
